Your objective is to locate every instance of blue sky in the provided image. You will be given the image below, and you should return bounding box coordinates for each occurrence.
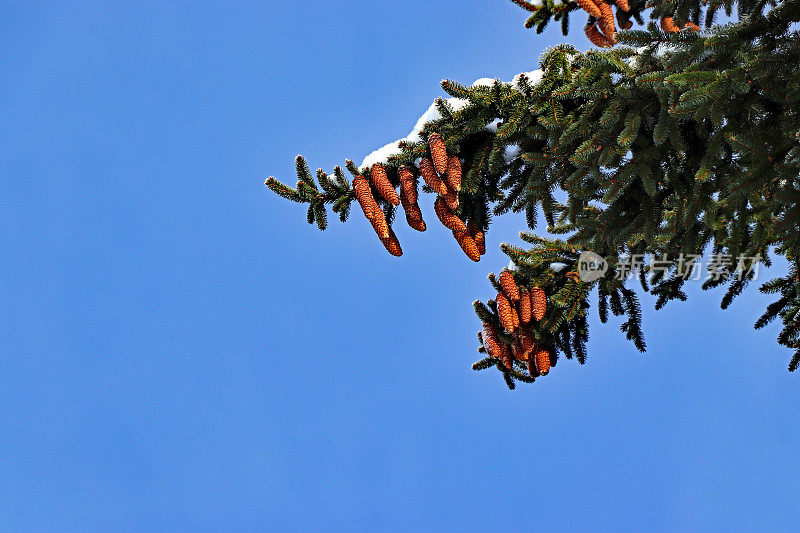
[2,1,799,530]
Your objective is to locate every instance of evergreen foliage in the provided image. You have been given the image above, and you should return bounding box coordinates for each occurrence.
[267,0,800,387]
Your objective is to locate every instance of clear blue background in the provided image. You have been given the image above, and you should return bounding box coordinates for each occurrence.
[2,1,798,530]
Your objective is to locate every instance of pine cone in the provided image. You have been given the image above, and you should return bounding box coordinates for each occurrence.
[443,188,459,211]
[511,336,526,361]
[585,24,614,48]
[531,286,547,321]
[453,229,481,262]
[398,168,426,232]
[380,226,403,257]
[660,16,680,33]
[434,197,467,233]
[445,155,462,192]
[468,222,486,255]
[576,0,602,18]
[512,307,520,329]
[616,9,633,29]
[496,292,516,333]
[616,0,630,12]
[684,22,700,31]
[482,323,501,356]
[519,287,532,324]
[534,347,551,375]
[597,1,617,43]
[353,176,390,239]
[419,158,448,196]
[527,358,538,378]
[499,270,520,301]
[519,327,536,359]
[405,205,427,232]
[398,166,418,204]
[498,342,513,370]
[428,133,449,176]
[370,164,400,206]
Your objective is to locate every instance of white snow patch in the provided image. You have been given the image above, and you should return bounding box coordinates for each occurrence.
[504,144,521,162]
[359,71,545,169]
[472,77,498,87]
[507,260,518,271]
[486,118,502,132]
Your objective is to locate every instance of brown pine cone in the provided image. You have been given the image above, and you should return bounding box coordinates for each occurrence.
[434,197,467,234]
[616,10,633,29]
[498,342,513,370]
[482,323,501,357]
[499,270,520,301]
[398,166,418,204]
[398,168,426,232]
[576,0,602,17]
[443,187,459,211]
[370,164,400,206]
[519,287,532,324]
[445,155,462,192]
[419,158,449,196]
[597,1,617,44]
[527,358,538,378]
[616,0,630,12]
[352,175,380,220]
[660,16,680,33]
[468,222,486,255]
[519,327,536,359]
[453,229,481,262]
[512,307,520,329]
[534,347,551,375]
[428,133,449,176]
[405,205,427,232]
[379,226,403,257]
[585,24,614,48]
[496,292,516,333]
[511,337,525,361]
[531,286,547,321]
[684,22,700,31]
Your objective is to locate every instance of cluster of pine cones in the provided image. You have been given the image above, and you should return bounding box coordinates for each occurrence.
[578,0,699,48]
[480,270,552,378]
[352,133,486,261]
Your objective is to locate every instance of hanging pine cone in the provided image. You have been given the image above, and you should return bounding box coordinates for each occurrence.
[352,176,389,239]
[684,22,700,31]
[482,323,501,357]
[398,169,426,232]
[434,197,467,234]
[370,164,400,206]
[428,133,449,176]
[576,0,602,17]
[453,229,481,262]
[419,157,449,196]
[445,155,462,192]
[496,292,516,333]
[534,347,551,375]
[519,327,536,359]
[527,358,538,378]
[511,337,525,361]
[380,226,403,257]
[512,307,520,329]
[616,10,633,29]
[531,286,547,321]
[597,1,617,43]
[616,0,630,11]
[585,24,614,48]
[443,188,459,211]
[499,270,520,301]
[519,287,532,324]
[468,222,486,255]
[498,341,513,370]
[660,16,680,33]
[398,166,418,204]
